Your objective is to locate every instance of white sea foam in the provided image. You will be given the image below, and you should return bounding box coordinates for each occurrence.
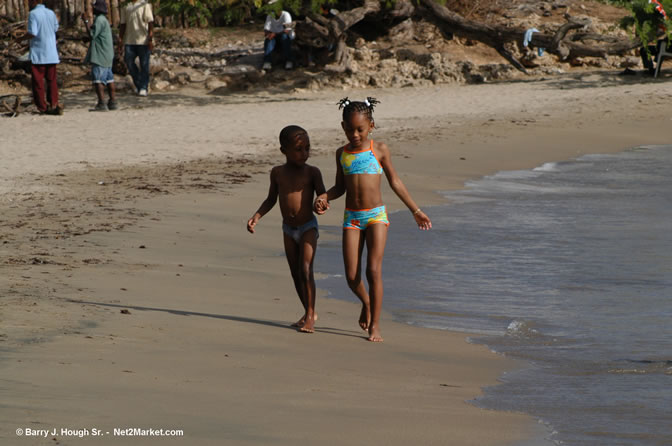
[533,162,559,172]
[489,169,542,180]
[506,320,539,337]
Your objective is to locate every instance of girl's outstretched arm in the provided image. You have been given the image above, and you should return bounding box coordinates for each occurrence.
[313,166,327,198]
[315,148,346,214]
[247,168,279,233]
[378,142,432,230]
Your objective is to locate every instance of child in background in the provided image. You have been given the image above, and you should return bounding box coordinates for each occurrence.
[82,0,117,111]
[314,97,431,342]
[247,125,326,333]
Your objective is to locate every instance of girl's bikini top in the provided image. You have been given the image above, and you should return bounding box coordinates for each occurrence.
[340,140,383,175]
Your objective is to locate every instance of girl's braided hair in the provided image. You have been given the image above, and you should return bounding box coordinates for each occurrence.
[337,97,380,122]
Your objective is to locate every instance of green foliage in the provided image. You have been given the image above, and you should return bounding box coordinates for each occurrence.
[258,0,302,17]
[619,0,672,49]
[212,0,258,25]
[124,0,360,27]
[158,0,224,27]
[595,0,631,6]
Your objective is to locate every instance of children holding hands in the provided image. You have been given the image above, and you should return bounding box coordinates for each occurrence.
[248,99,430,342]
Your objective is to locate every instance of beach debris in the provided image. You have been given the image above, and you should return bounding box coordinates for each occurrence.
[0,94,22,117]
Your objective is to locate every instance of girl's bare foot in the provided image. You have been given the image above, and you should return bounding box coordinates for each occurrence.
[299,315,315,333]
[359,304,370,331]
[367,324,383,342]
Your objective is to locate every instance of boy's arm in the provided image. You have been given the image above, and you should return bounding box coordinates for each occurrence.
[81,13,92,35]
[144,3,155,50]
[378,142,432,230]
[247,168,279,233]
[147,21,154,51]
[19,12,36,41]
[118,23,126,52]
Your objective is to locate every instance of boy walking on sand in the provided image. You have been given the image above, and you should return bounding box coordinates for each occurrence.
[247,125,326,333]
[82,0,117,111]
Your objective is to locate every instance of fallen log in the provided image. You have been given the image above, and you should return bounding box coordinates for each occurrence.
[296,0,382,72]
[419,0,640,70]
[295,0,641,74]
[0,94,22,117]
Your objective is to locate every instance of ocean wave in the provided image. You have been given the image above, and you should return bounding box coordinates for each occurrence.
[533,162,559,172]
[505,320,541,338]
[608,359,672,375]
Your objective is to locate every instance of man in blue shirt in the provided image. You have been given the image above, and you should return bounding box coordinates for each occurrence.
[25,0,63,114]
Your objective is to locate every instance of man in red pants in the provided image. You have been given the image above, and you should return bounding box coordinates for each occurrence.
[25,0,63,115]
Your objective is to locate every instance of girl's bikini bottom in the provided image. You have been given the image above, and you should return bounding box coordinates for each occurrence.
[343,205,389,231]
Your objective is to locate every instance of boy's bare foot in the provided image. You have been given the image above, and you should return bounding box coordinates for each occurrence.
[291,316,305,328]
[359,304,370,331]
[299,315,315,333]
[291,313,318,328]
[367,324,383,342]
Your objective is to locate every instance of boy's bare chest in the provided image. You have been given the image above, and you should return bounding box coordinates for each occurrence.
[278,175,312,193]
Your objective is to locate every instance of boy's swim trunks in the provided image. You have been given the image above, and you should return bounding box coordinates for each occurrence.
[343,205,389,230]
[282,215,319,243]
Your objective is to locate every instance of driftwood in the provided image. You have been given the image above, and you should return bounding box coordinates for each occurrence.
[418,0,640,71]
[296,0,382,72]
[1,26,92,84]
[295,0,641,73]
[0,94,22,117]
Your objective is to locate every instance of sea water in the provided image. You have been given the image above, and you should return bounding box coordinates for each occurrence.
[315,145,672,446]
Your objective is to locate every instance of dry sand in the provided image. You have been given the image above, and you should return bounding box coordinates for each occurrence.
[1,73,671,445]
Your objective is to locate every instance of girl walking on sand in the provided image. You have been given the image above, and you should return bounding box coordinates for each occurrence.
[315,97,431,342]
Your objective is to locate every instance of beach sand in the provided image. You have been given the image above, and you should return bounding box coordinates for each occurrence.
[1,74,671,445]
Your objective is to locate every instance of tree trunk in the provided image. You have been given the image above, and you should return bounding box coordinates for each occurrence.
[295,0,381,72]
[419,0,640,71]
[6,0,15,21]
[109,0,119,27]
[59,0,68,27]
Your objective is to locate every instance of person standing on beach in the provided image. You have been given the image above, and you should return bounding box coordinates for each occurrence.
[82,0,117,111]
[247,126,326,333]
[21,0,63,115]
[314,98,431,342]
[119,0,154,97]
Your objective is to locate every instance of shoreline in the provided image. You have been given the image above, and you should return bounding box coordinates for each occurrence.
[2,77,671,445]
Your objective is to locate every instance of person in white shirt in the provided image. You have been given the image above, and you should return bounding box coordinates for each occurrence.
[118,0,154,96]
[262,9,295,70]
